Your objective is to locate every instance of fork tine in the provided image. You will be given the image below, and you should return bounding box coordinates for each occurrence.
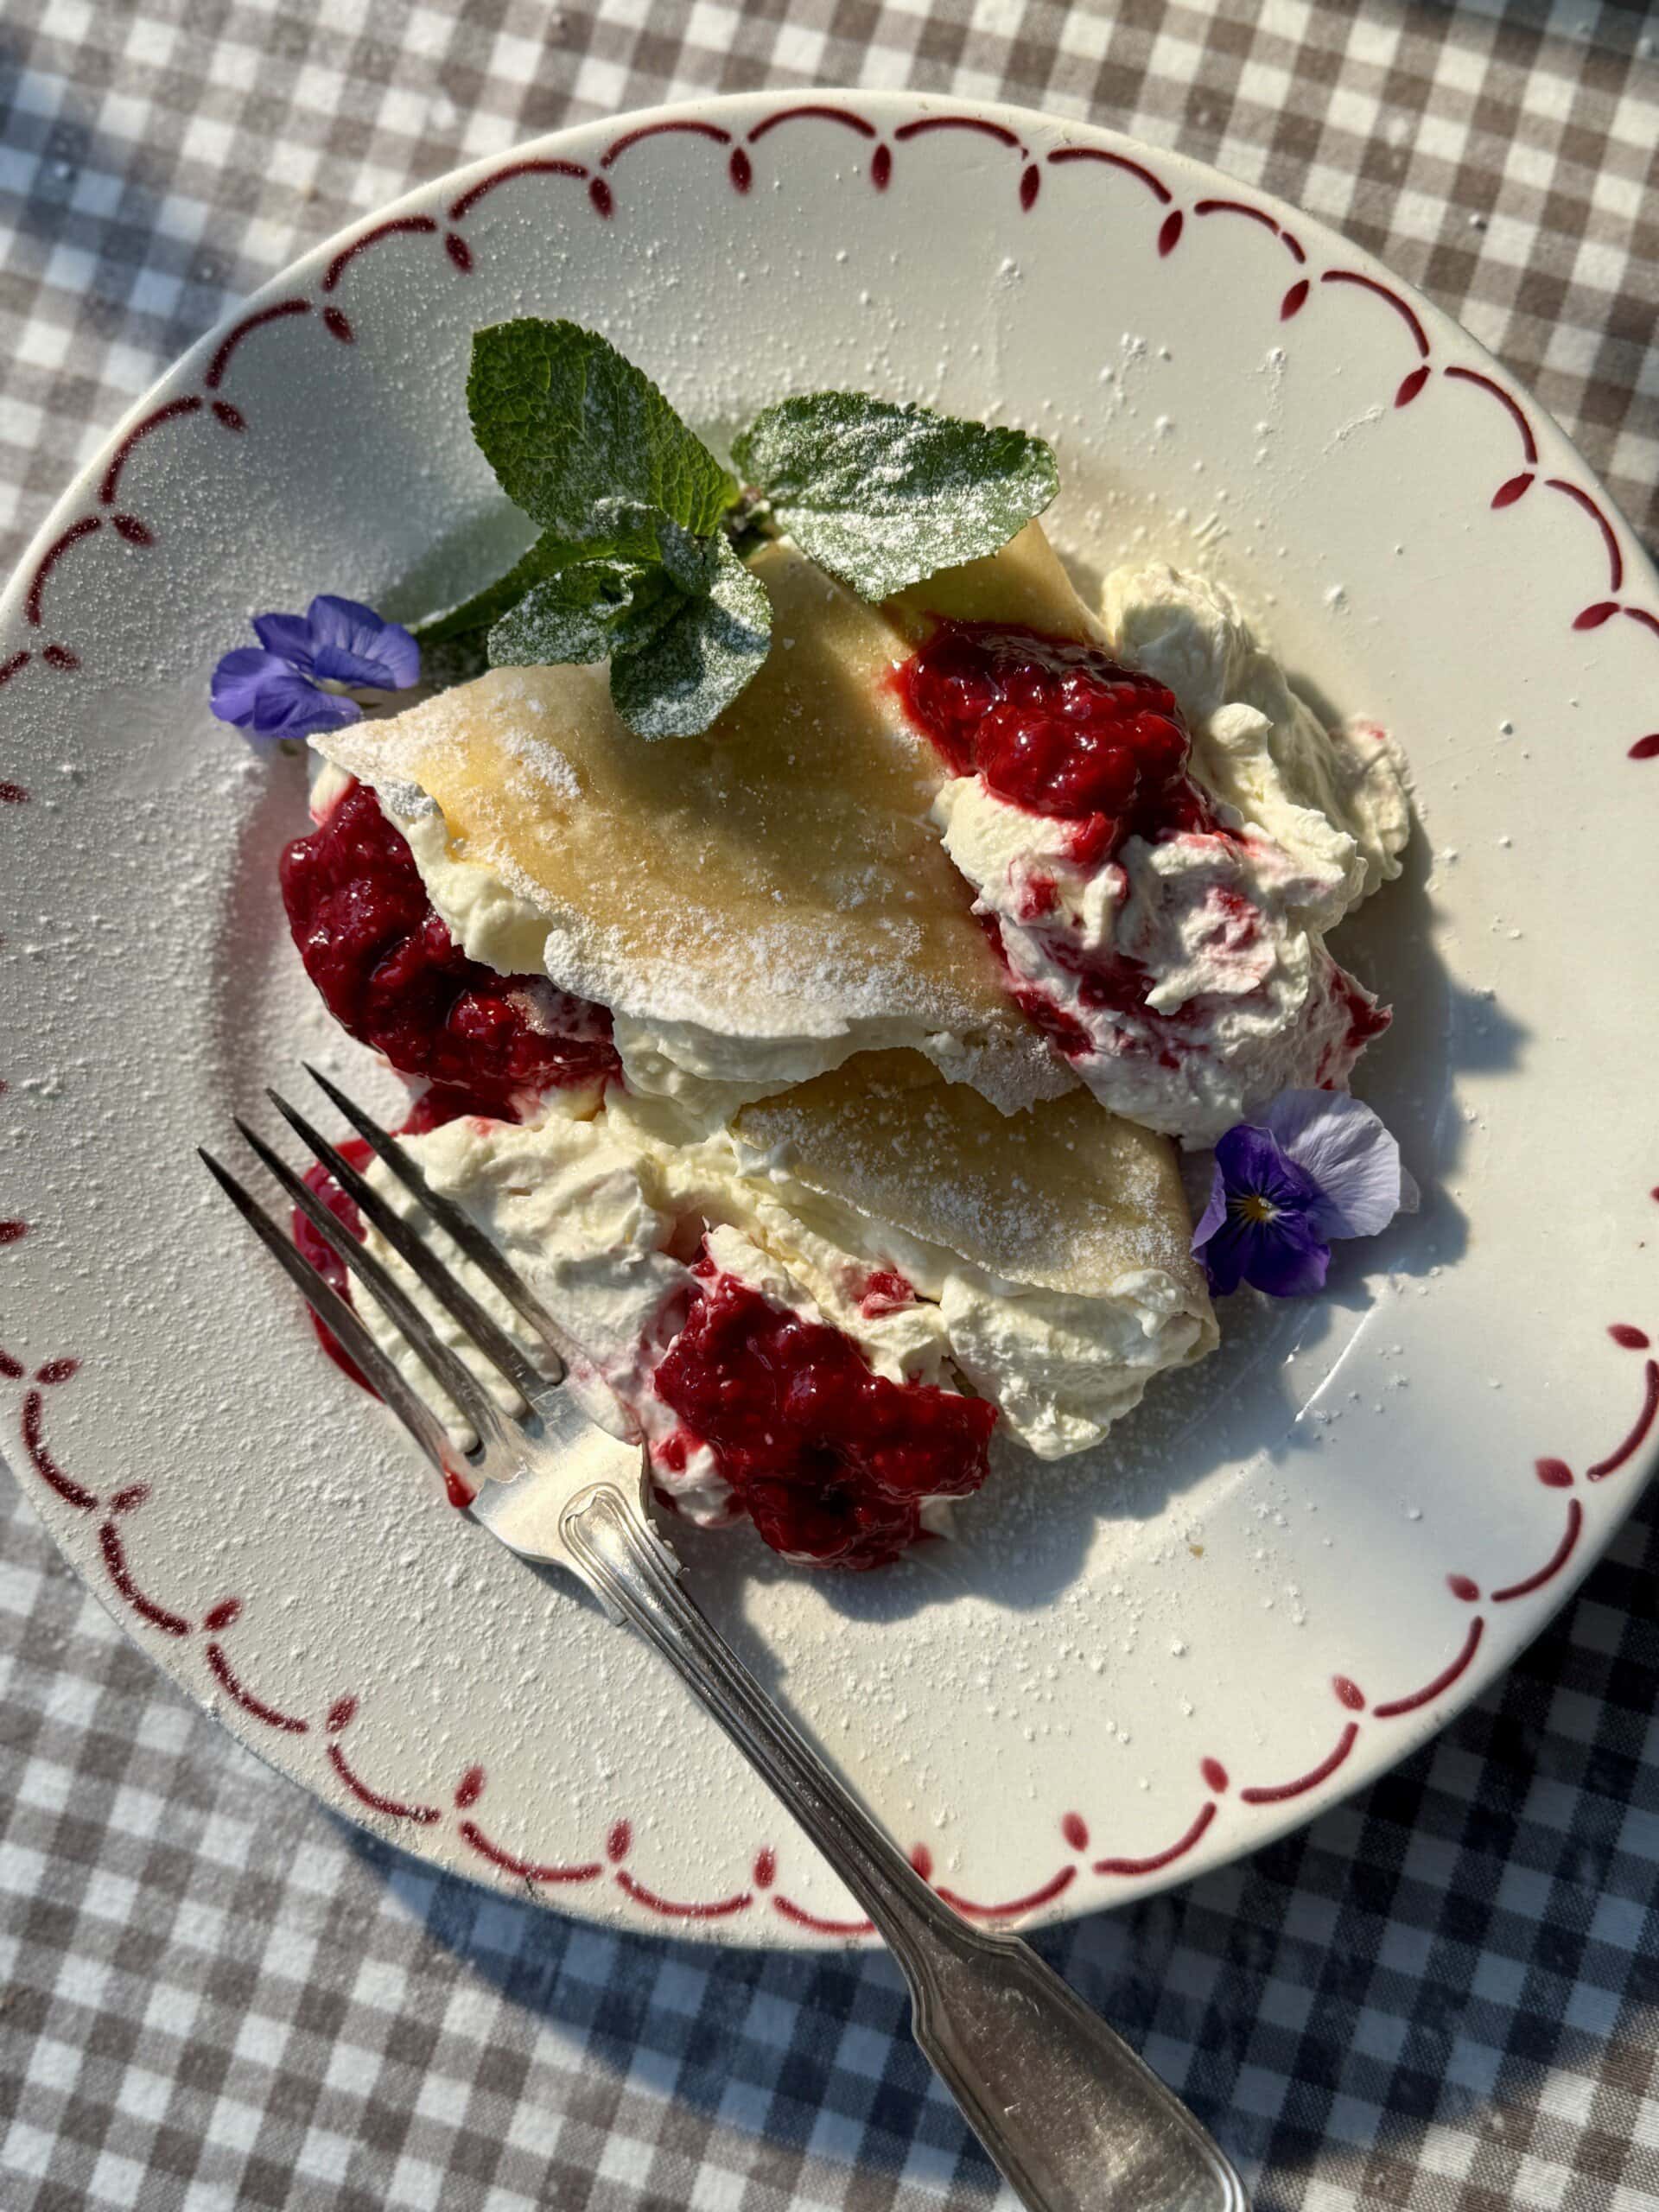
[302,1065,568,1369]
[266,1088,545,1402]
[199,1147,454,1477]
[232,1116,512,1444]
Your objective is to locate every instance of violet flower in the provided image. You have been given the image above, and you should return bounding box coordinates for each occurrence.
[211,594,419,739]
[1192,1089,1416,1298]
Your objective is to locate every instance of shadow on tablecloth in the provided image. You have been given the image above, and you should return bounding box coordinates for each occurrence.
[344,1470,1659,2209]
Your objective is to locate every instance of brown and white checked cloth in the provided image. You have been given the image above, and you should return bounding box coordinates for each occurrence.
[2,3,1656,2208]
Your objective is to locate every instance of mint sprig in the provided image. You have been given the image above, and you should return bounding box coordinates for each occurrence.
[608,537,771,739]
[488,508,723,679]
[415,532,583,648]
[488,556,683,670]
[426,320,1060,739]
[731,394,1058,603]
[468,321,737,542]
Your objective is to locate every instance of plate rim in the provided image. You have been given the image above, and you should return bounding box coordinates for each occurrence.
[2,86,1656,1948]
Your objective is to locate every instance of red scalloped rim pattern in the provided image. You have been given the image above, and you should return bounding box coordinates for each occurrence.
[3,109,1657,1933]
[1,113,1649,746]
[3,1320,1653,1928]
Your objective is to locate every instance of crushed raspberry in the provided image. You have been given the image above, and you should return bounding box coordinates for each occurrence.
[1014,871,1059,922]
[897,621,1217,857]
[653,1276,995,1570]
[1316,961,1392,1082]
[280,778,619,1121]
[293,1142,374,1390]
[859,1268,914,1319]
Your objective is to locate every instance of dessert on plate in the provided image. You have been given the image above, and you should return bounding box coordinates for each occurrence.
[226,321,1414,1568]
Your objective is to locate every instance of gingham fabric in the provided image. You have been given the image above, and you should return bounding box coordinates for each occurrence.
[2,3,1656,2206]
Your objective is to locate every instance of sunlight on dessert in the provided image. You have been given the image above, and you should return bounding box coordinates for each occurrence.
[241,320,1412,1569]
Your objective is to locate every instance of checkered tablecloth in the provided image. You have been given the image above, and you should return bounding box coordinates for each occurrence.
[3,3,1656,2207]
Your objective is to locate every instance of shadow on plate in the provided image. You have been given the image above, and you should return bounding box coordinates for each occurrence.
[686,815,1523,1631]
[213,687,1525,1649]
[213,533,1524,1652]
[336,1471,1656,2212]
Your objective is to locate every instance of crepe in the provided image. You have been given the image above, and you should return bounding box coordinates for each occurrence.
[320,526,1114,1114]
[736,1049,1211,1311]
[321,537,1085,1112]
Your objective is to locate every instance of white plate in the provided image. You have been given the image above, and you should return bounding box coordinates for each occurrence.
[3,93,1656,1948]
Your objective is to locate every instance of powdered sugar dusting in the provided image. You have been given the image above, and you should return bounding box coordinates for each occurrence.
[319,543,1065,1108]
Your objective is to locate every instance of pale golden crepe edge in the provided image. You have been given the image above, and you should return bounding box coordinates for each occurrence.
[736,1048,1214,1323]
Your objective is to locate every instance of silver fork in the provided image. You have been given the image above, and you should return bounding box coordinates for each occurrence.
[202,1067,1249,2212]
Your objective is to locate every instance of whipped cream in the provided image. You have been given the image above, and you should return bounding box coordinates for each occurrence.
[351,1089,1213,1524]
[933,563,1410,1146]
[315,543,1073,1127]
[357,769,1068,1125]
[1104,563,1410,922]
[318,722,1070,1127]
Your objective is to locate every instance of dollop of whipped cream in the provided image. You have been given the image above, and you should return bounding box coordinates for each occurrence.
[353,1088,1213,1524]
[931,564,1410,1146]
[1104,563,1410,921]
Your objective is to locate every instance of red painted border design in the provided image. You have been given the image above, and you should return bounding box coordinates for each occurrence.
[1047,145,1170,203]
[748,104,876,143]
[1547,478,1624,594]
[1093,1800,1217,1877]
[1239,1720,1360,1805]
[323,216,439,294]
[602,118,731,166]
[205,1640,310,1732]
[458,1819,603,1885]
[4,110,1657,1932]
[1320,269,1430,358]
[615,1871,753,1920]
[99,1519,191,1637]
[1443,365,1539,465]
[204,298,312,391]
[24,516,100,626]
[99,397,203,505]
[1491,1499,1583,1602]
[935,1866,1076,1920]
[1193,198,1306,264]
[447,159,589,221]
[22,1387,97,1510]
[1586,1360,1659,1480]
[895,115,1023,150]
[325,1738,442,1825]
[1370,1618,1485,1718]
[6,1329,1656,1926]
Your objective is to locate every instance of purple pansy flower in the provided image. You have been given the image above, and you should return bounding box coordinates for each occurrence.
[211,594,419,739]
[1192,1090,1417,1298]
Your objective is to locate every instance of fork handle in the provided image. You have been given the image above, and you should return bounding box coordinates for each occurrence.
[561,1482,1248,2212]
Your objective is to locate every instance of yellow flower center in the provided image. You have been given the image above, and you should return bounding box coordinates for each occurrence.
[1233,1192,1277,1226]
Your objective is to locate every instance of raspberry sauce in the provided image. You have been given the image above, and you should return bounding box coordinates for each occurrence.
[293,1142,374,1390]
[653,1275,996,1571]
[280,778,619,1121]
[896,621,1217,856]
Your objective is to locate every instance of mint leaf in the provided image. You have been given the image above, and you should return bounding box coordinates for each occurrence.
[469,321,737,543]
[732,393,1058,602]
[487,557,684,669]
[588,501,718,594]
[609,537,772,739]
[416,502,714,653]
[414,531,582,646]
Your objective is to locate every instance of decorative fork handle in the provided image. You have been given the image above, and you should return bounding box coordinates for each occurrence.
[562,1482,1249,2212]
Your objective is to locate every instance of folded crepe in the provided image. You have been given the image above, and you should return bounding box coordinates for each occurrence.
[736,1047,1204,1306]
[317,525,1101,1113]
